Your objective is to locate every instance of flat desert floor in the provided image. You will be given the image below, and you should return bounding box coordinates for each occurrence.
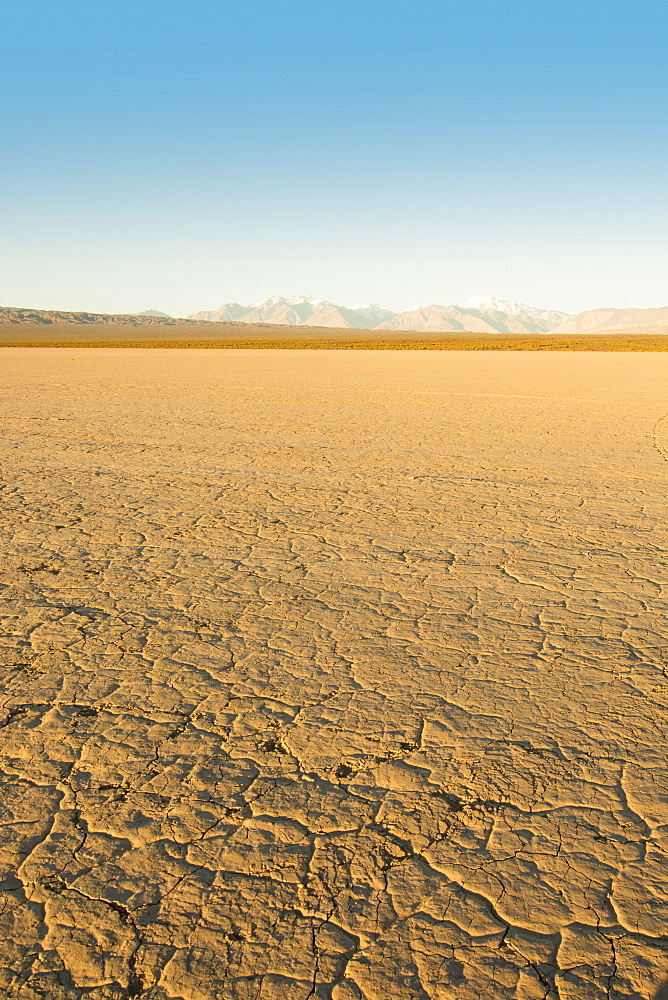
[1,348,668,1000]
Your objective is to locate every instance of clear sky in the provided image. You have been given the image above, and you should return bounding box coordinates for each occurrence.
[1,0,666,316]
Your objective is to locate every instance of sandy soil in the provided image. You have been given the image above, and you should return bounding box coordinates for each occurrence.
[1,348,667,1000]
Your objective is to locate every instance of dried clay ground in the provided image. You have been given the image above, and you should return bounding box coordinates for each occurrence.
[1,348,668,1000]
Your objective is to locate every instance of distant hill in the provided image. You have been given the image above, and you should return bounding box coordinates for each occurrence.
[0,307,198,326]
[189,294,567,333]
[137,309,172,318]
[550,307,668,336]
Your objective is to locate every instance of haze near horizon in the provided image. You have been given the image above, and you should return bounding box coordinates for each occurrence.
[1,0,666,316]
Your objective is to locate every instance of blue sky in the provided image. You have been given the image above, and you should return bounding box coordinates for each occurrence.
[1,0,666,315]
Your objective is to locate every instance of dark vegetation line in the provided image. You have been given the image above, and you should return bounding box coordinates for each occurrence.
[1,336,667,351]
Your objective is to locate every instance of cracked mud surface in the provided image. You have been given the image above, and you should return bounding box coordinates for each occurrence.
[1,347,667,1000]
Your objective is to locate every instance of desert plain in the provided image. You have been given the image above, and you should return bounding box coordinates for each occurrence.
[1,347,668,1000]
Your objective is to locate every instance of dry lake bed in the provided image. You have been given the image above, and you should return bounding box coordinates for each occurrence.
[1,347,668,1000]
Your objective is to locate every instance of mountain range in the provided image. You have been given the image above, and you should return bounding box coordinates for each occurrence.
[189,296,398,330]
[1,298,666,335]
[188,295,571,334]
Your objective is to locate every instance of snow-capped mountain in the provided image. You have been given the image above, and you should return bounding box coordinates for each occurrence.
[189,296,396,329]
[251,295,323,307]
[188,295,570,333]
[457,296,570,330]
[459,295,514,312]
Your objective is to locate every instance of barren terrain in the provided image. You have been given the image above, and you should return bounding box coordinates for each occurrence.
[1,348,667,1000]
